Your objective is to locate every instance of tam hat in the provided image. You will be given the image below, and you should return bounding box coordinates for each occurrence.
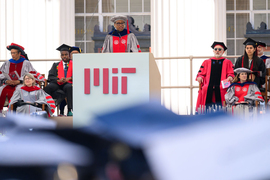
[111,15,130,34]
[243,38,257,47]
[256,41,266,47]
[234,67,251,74]
[110,15,128,23]
[211,41,227,51]
[70,46,82,53]
[6,43,25,54]
[56,44,71,52]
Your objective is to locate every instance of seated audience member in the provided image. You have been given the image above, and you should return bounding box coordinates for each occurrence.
[196,41,234,110]
[44,44,73,116]
[0,43,44,114]
[225,68,264,106]
[8,73,55,116]
[234,38,266,88]
[58,46,82,116]
[102,15,141,53]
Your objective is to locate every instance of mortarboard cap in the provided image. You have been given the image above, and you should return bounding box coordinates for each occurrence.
[211,41,227,51]
[6,43,26,54]
[243,38,257,47]
[111,15,128,23]
[56,44,71,52]
[70,46,82,53]
[256,41,266,47]
[234,67,251,74]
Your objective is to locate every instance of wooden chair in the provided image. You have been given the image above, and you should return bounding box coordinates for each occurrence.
[261,68,270,105]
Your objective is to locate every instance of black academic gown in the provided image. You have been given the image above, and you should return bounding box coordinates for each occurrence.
[44,62,72,108]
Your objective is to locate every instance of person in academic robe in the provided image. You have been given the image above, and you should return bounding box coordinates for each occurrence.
[8,73,55,116]
[44,44,73,116]
[58,46,82,116]
[256,41,270,68]
[0,43,45,113]
[234,38,266,88]
[196,41,235,111]
[102,15,141,53]
[225,68,264,106]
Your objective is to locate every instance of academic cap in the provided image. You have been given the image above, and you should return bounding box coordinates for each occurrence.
[110,15,128,23]
[234,67,251,74]
[70,46,82,53]
[243,38,257,46]
[257,41,266,47]
[56,44,71,52]
[6,43,26,54]
[211,41,227,51]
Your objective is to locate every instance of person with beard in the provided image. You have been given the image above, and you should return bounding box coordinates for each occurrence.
[234,38,266,88]
[256,41,270,68]
[102,15,141,53]
[44,44,73,116]
[195,42,235,111]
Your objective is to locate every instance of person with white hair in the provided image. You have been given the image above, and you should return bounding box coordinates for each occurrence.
[102,15,141,53]
[8,73,55,116]
[225,68,264,106]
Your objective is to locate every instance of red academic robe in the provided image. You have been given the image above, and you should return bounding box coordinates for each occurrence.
[196,57,235,111]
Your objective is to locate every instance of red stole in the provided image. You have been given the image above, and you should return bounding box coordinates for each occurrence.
[21,86,41,92]
[57,60,73,85]
[112,35,128,53]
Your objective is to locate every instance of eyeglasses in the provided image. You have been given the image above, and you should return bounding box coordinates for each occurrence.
[115,22,125,25]
[25,78,32,80]
[214,48,223,51]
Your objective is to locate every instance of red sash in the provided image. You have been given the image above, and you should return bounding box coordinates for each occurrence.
[112,35,128,53]
[57,60,73,85]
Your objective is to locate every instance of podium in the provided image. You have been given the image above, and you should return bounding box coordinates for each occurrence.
[73,53,161,127]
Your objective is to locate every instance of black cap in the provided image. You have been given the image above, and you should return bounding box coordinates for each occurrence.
[70,46,82,53]
[56,44,71,52]
[211,41,227,51]
[256,41,266,47]
[243,38,257,47]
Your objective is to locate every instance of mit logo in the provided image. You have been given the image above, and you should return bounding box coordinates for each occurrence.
[84,68,136,94]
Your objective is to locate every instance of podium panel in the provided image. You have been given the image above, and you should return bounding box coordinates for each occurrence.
[73,53,161,127]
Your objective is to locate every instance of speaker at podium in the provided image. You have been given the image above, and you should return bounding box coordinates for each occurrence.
[73,52,161,127]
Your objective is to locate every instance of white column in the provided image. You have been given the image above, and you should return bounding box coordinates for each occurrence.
[214,0,227,44]
[151,0,216,114]
[59,0,75,46]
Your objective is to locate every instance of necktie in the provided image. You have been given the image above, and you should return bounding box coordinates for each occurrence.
[64,63,68,78]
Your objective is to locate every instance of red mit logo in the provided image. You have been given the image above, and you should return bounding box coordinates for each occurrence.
[84,68,136,94]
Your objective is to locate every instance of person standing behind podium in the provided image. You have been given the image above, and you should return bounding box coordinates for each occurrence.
[44,44,73,116]
[234,38,266,88]
[102,15,141,53]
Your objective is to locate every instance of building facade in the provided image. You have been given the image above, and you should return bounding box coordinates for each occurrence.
[0,0,269,114]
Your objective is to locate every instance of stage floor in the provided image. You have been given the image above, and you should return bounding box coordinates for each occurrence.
[50,116,73,128]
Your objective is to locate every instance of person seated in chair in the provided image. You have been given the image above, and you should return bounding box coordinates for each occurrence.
[57,46,82,116]
[44,44,73,116]
[225,68,264,106]
[8,73,55,116]
[0,43,45,115]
